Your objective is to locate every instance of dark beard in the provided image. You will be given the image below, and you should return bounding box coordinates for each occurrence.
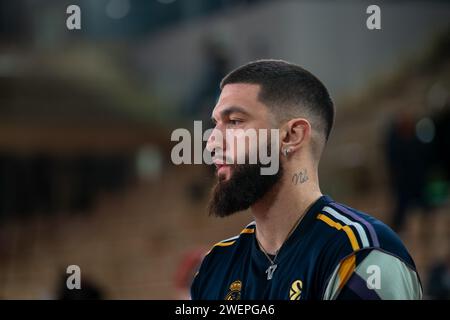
[208,162,283,218]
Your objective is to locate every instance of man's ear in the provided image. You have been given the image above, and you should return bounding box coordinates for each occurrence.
[281,118,311,153]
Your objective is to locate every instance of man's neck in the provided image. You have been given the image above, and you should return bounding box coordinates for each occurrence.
[251,167,322,255]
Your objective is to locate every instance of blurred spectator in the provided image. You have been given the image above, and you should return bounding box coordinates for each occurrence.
[184,38,231,122]
[384,111,432,231]
[434,102,450,181]
[426,254,450,300]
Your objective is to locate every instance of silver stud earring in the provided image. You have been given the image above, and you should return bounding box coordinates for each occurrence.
[283,148,291,157]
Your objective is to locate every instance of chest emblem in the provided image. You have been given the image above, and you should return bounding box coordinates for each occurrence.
[224,280,242,300]
[289,280,303,300]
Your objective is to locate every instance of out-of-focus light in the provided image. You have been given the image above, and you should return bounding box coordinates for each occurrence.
[415,117,435,144]
[106,0,130,19]
[136,145,163,181]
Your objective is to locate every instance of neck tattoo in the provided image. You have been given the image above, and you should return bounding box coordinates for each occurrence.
[292,169,308,185]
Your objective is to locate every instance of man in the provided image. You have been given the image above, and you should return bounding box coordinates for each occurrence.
[191,60,422,300]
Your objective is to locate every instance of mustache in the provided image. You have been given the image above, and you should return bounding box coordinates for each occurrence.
[211,152,234,165]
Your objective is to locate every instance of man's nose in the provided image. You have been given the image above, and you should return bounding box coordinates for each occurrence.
[206,127,225,155]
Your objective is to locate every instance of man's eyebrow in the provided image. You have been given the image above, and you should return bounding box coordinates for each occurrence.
[211,106,250,123]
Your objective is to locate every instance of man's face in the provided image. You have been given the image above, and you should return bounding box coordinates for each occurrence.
[207,83,274,181]
[207,83,283,217]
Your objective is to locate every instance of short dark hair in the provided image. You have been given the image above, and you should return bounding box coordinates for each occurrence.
[220,59,334,141]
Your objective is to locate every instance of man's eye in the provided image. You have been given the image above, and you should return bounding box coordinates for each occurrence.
[229,119,242,126]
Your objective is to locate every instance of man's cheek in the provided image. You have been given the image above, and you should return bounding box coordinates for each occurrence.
[226,133,258,165]
[225,136,247,164]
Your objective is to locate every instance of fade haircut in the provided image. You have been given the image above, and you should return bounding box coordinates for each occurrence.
[220,59,335,144]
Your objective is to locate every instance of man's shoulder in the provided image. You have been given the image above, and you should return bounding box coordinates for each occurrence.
[190,221,255,299]
[313,200,422,299]
[206,221,255,257]
[315,200,415,268]
[196,221,255,273]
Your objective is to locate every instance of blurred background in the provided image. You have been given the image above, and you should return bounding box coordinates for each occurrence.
[0,0,449,299]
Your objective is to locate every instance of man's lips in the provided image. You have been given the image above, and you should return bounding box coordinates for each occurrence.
[215,163,229,170]
[213,157,232,167]
[214,162,232,177]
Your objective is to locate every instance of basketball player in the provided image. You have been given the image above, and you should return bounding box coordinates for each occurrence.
[191,60,422,300]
